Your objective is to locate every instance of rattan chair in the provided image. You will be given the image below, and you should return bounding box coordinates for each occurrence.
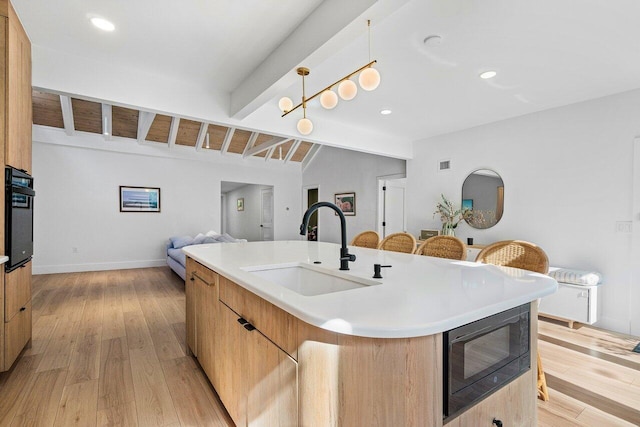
[475,239,550,401]
[377,232,416,254]
[350,230,380,249]
[415,236,467,260]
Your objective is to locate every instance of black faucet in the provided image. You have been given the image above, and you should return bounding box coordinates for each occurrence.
[300,202,356,270]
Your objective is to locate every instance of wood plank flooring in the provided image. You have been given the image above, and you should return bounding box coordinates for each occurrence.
[0,267,233,427]
[0,266,638,426]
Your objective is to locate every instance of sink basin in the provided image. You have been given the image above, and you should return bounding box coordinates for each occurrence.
[243,263,380,296]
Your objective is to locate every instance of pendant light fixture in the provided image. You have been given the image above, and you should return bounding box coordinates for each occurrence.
[279,20,381,135]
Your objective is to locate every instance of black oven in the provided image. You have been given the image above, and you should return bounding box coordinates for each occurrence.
[443,303,530,419]
[5,167,35,272]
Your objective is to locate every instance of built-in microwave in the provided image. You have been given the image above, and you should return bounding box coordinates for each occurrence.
[443,303,531,419]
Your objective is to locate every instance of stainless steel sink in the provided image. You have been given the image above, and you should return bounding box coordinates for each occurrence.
[243,263,380,296]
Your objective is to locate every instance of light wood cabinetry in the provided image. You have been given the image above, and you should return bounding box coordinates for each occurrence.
[3,260,31,371]
[186,257,538,426]
[216,276,298,427]
[185,257,219,380]
[0,0,33,373]
[2,0,32,174]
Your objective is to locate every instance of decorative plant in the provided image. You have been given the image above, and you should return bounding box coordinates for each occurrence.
[433,194,472,235]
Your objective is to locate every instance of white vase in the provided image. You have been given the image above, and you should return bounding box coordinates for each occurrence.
[442,224,455,236]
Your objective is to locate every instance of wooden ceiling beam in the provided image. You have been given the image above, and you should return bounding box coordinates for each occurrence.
[195,122,209,151]
[59,95,75,136]
[220,127,235,155]
[137,111,156,143]
[102,104,112,140]
[168,117,180,149]
[284,139,301,163]
[243,136,290,158]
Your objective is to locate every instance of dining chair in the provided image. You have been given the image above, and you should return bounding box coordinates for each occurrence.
[475,239,550,401]
[350,230,380,249]
[377,232,416,254]
[415,236,467,260]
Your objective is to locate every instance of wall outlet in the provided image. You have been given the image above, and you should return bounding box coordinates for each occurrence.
[615,221,632,233]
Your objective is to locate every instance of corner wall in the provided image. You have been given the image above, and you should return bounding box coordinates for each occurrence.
[32,141,302,274]
[407,89,640,334]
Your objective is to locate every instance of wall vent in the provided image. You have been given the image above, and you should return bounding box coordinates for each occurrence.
[439,159,451,171]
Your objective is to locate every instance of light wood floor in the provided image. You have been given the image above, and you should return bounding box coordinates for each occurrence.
[0,267,638,426]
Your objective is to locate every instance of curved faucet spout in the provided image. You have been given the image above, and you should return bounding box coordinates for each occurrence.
[300,202,356,270]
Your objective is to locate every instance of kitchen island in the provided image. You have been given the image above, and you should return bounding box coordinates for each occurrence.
[184,240,557,426]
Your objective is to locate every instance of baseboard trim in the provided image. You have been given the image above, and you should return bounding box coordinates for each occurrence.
[32,259,167,275]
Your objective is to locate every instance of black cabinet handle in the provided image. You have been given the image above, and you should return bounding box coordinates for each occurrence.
[243,323,256,331]
[20,307,26,312]
[237,317,248,325]
[190,277,194,282]
[492,419,503,427]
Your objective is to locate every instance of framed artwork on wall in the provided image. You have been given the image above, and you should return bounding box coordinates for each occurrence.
[335,192,356,216]
[119,186,161,212]
[237,198,244,211]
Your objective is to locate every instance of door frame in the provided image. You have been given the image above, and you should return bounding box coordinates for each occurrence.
[260,187,274,241]
[377,174,406,238]
[302,185,320,240]
[631,138,640,335]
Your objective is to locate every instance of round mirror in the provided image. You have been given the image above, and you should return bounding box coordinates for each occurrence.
[462,169,504,229]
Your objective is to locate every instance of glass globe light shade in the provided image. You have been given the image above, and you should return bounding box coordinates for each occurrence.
[297,117,313,135]
[359,67,381,91]
[320,90,338,109]
[278,97,293,112]
[338,80,358,101]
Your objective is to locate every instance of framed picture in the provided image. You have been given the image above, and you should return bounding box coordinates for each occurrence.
[420,229,440,240]
[335,192,356,216]
[462,198,474,210]
[119,186,160,212]
[237,198,244,211]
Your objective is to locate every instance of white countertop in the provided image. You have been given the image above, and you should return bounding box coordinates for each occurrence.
[0,256,8,265]
[183,241,557,338]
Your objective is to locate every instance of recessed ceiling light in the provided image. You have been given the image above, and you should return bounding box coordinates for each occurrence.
[91,17,115,32]
[380,109,392,115]
[479,70,497,80]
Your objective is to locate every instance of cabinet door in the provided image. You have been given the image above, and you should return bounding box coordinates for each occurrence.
[5,261,31,321]
[247,328,298,427]
[216,303,247,427]
[185,258,197,356]
[3,301,31,371]
[195,271,217,381]
[6,7,32,173]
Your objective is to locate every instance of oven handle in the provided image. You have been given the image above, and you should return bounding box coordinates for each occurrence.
[449,315,521,344]
[10,185,35,197]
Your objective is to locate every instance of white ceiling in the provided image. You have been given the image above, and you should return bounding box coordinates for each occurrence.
[14,0,640,159]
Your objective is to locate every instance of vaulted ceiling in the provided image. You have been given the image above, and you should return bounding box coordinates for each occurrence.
[17,0,640,161]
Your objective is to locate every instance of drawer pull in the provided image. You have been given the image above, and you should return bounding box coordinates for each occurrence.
[20,307,26,312]
[243,323,256,332]
[237,317,248,325]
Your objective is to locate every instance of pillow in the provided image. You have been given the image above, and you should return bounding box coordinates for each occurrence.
[201,236,220,244]
[170,235,194,249]
[205,230,220,237]
[548,268,603,286]
[193,233,207,244]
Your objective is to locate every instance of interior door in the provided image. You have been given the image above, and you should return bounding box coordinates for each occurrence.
[260,188,274,241]
[378,179,406,238]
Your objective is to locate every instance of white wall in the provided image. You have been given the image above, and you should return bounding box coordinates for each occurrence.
[32,141,302,274]
[302,146,406,244]
[224,184,272,241]
[406,89,640,335]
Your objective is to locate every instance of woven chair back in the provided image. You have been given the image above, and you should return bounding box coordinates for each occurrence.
[377,232,416,254]
[350,230,380,249]
[475,240,549,274]
[416,236,467,260]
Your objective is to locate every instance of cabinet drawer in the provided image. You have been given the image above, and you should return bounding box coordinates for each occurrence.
[191,260,218,286]
[5,261,31,322]
[219,275,298,359]
[4,301,31,371]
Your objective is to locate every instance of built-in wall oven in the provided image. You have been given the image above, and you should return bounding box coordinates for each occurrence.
[5,167,35,272]
[443,303,531,419]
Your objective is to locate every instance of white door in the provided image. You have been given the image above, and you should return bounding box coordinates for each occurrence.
[260,188,274,241]
[378,178,406,238]
[631,138,640,335]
